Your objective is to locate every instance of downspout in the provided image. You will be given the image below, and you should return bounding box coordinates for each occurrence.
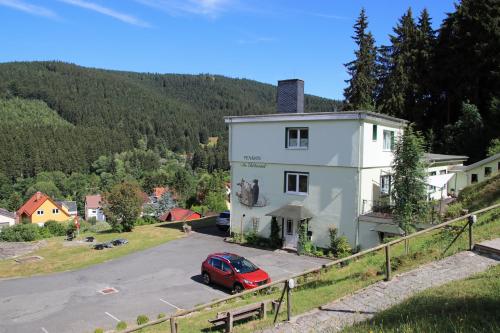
[228,119,234,236]
[355,115,363,251]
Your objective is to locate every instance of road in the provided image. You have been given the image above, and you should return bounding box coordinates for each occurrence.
[0,226,329,333]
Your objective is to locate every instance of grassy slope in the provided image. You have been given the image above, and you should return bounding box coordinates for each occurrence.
[342,264,500,333]
[0,223,184,278]
[458,173,500,210]
[0,97,72,127]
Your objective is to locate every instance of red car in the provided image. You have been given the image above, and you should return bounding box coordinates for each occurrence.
[201,253,271,293]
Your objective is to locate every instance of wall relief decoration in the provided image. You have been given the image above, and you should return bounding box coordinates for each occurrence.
[236,178,268,207]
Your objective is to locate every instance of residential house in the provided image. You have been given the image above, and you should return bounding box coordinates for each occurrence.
[85,194,106,222]
[159,208,201,222]
[424,153,468,200]
[56,200,78,217]
[449,153,500,193]
[17,192,71,226]
[0,208,16,230]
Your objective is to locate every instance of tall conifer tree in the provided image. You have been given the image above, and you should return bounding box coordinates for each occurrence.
[344,8,377,110]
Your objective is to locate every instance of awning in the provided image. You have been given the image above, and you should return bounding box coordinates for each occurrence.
[426,173,455,188]
[371,224,404,236]
[265,204,313,220]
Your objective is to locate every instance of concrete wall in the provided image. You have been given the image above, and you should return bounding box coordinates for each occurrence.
[361,121,403,168]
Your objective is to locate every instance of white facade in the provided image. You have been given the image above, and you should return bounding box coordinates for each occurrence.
[449,153,500,193]
[85,208,106,222]
[0,209,16,230]
[226,111,406,250]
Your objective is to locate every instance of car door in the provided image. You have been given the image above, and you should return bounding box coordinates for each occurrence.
[219,261,235,288]
[209,258,225,286]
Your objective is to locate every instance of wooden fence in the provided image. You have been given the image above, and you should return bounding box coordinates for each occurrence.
[120,202,500,333]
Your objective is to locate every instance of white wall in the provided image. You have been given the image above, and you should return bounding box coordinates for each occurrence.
[86,208,106,222]
[361,121,403,168]
[230,162,359,248]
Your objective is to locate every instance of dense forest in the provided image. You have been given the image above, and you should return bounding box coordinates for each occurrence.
[344,0,499,162]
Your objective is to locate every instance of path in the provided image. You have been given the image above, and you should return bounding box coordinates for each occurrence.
[262,248,499,333]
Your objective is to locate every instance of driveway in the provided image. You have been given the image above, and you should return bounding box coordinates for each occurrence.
[0,226,329,333]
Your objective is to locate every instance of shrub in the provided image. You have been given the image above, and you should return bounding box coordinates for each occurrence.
[43,221,67,236]
[116,321,127,330]
[190,205,209,216]
[157,313,166,319]
[445,202,464,219]
[297,220,308,255]
[93,329,104,333]
[269,217,282,248]
[329,226,352,258]
[87,216,97,225]
[135,216,157,226]
[0,224,42,242]
[136,314,149,325]
[79,220,92,233]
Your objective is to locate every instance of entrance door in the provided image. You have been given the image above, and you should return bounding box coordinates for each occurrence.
[283,218,298,249]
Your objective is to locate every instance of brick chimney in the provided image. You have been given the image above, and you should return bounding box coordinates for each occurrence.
[277,79,304,113]
[35,191,42,201]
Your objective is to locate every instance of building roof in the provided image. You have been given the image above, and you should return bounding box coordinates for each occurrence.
[424,153,468,164]
[17,192,67,217]
[371,223,405,236]
[224,111,408,126]
[85,194,102,209]
[0,208,15,219]
[153,187,167,198]
[266,204,314,220]
[160,208,201,222]
[450,153,500,172]
[56,200,77,212]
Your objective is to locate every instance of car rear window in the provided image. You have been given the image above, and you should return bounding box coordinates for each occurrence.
[219,212,230,218]
[229,258,258,274]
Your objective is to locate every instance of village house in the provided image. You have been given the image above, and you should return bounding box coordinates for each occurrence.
[85,194,106,222]
[225,79,476,251]
[56,200,78,217]
[448,153,500,194]
[0,208,16,230]
[17,192,71,225]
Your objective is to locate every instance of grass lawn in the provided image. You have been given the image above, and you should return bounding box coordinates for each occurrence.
[341,264,500,333]
[135,207,500,333]
[0,223,184,279]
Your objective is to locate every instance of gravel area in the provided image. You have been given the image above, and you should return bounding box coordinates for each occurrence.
[0,241,47,260]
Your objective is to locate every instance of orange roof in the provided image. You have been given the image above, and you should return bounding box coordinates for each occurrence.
[153,187,167,198]
[85,194,102,209]
[17,192,67,217]
[159,208,201,222]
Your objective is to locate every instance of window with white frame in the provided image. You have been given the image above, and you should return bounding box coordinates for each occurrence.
[380,175,391,195]
[383,130,395,151]
[285,172,309,194]
[36,210,44,215]
[52,208,59,214]
[286,128,308,149]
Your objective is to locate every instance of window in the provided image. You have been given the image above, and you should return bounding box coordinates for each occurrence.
[380,175,391,195]
[221,262,232,273]
[91,210,96,214]
[439,170,447,175]
[285,172,308,194]
[286,219,293,235]
[36,210,44,215]
[286,128,308,149]
[52,208,59,214]
[429,171,437,176]
[383,130,395,151]
[471,174,478,183]
[372,124,378,141]
[209,258,223,271]
[485,167,492,177]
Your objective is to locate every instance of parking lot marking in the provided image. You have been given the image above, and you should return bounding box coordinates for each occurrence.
[105,312,121,322]
[41,328,49,333]
[159,298,182,310]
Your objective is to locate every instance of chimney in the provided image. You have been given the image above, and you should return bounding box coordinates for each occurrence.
[35,191,42,201]
[277,79,304,113]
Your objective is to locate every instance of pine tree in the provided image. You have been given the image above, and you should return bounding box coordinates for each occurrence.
[344,8,378,110]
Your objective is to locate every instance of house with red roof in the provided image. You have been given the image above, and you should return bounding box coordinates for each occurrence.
[159,208,201,222]
[17,192,71,225]
[85,194,106,222]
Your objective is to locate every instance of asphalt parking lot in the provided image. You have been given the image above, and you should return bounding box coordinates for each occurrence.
[0,226,330,333]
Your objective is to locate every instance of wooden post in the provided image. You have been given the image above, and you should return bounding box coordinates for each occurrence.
[260,302,266,320]
[286,282,292,321]
[225,312,233,333]
[273,282,287,324]
[385,245,391,281]
[170,317,177,333]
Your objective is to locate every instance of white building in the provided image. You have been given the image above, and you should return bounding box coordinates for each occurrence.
[0,208,15,230]
[424,153,468,200]
[84,194,106,222]
[225,79,409,251]
[449,153,500,193]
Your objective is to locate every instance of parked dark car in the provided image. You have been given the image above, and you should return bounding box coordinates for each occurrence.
[111,239,129,246]
[93,242,114,250]
[216,211,230,231]
[201,253,270,293]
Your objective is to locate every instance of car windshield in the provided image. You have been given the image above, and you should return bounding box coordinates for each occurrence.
[229,258,258,274]
[219,212,230,218]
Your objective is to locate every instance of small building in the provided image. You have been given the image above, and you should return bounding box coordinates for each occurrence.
[424,153,468,200]
[17,192,71,226]
[56,200,78,217]
[0,208,16,230]
[159,208,201,222]
[85,194,106,222]
[449,153,500,194]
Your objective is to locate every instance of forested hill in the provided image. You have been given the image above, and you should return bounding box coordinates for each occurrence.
[0,61,342,178]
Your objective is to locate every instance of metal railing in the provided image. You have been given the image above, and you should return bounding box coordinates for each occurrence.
[121,202,500,333]
[361,198,394,215]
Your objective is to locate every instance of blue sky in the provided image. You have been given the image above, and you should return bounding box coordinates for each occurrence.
[0,0,456,99]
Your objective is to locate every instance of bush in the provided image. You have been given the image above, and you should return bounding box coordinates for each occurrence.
[116,321,127,330]
[0,224,42,242]
[87,216,97,225]
[157,313,166,319]
[269,217,282,248]
[135,216,158,226]
[445,202,464,219]
[43,221,67,236]
[137,314,149,325]
[329,226,352,258]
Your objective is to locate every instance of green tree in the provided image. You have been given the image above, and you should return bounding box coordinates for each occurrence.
[155,192,177,217]
[487,138,500,157]
[103,182,143,232]
[7,192,23,211]
[344,8,377,110]
[391,125,427,236]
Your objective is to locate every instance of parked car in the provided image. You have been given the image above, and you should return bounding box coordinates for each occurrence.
[201,253,270,293]
[216,211,230,231]
[93,242,114,250]
[111,238,128,246]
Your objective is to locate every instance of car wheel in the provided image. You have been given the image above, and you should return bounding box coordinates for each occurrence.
[202,272,211,285]
[232,283,243,294]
